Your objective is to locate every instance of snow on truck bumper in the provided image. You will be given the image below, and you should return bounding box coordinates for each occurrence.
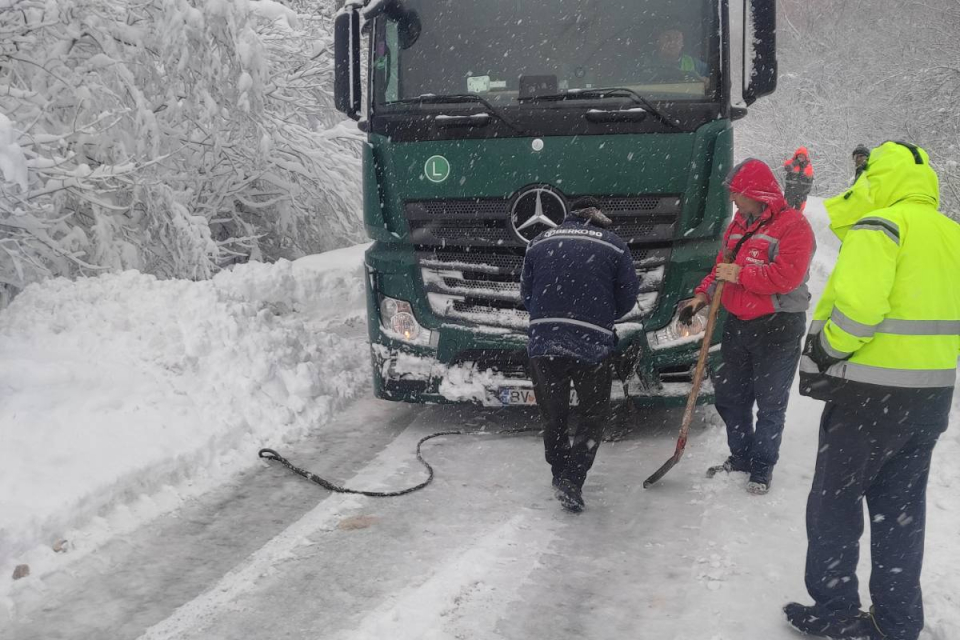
[371,340,718,407]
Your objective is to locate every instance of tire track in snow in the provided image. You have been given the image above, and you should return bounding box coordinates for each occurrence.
[134,422,450,640]
[332,512,563,640]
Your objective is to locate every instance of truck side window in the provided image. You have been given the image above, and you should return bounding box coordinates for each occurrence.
[384,22,400,102]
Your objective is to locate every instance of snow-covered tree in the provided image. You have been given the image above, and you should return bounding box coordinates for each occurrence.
[737,0,960,219]
[0,0,362,302]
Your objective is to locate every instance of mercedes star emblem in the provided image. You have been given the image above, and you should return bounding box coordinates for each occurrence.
[510,187,567,244]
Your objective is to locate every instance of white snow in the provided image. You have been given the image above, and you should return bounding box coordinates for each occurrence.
[0,113,28,192]
[0,244,372,598]
[249,0,300,30]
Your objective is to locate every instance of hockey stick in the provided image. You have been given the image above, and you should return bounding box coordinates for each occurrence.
[643,280,725,488]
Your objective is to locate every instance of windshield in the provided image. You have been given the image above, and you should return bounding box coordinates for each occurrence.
[372,0,721,107]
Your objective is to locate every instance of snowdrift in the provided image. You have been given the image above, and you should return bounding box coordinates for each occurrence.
[0,245,371,594]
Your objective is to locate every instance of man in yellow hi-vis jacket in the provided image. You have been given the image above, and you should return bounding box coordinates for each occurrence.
[784,141,960,640]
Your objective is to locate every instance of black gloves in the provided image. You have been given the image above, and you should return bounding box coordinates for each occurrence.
[678,298,707,326]
[804,332,844,373]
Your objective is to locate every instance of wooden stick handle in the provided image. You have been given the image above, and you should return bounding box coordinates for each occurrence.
[673,280,725,456]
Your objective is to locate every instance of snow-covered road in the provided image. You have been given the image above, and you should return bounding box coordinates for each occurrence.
[8,395,960,640]
[2,200,959,640]
[0,397,811,640]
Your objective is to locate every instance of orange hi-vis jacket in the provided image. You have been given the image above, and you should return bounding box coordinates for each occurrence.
[784,147,814,178]
[784,147,815,211]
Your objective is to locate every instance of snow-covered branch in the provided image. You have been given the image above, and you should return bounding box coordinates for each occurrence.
[0,0,361,302]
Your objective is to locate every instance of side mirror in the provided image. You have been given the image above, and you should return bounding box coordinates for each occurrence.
[397,10,422,49]
[334,8,361,119]
[382,2,422,50]
[742,0,777,106]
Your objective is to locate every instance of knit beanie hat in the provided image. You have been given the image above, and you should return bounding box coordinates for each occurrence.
[568,196,613,228]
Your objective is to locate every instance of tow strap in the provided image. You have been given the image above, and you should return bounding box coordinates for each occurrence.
[258,426,540,497]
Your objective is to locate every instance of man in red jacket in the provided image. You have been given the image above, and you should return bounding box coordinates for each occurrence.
[680,158,816,494]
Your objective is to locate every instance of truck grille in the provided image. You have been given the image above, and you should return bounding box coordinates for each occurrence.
[451,349,531,378]
[418,246,670,331]
[409,194,678,331]
[406,195,680,248]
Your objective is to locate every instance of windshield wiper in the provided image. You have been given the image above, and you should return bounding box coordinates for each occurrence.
[389,94,525,135]
[522,87,682,131]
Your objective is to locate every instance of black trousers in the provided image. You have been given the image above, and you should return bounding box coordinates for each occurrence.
[804,392,952,640]
[530,356,612,489]
[713,312,806,479]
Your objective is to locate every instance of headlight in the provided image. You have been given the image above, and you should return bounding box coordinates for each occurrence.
[646,298,710,350]
[379,296,433,346]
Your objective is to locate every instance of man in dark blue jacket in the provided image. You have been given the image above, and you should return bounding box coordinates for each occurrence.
[520,197,641,512]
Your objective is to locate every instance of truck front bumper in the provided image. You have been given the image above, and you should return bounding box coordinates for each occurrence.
[371,336,720,407]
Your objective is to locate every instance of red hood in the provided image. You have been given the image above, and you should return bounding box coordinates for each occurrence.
[727,158,787,216]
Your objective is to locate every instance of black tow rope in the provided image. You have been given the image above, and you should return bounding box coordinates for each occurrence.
[258,427,540,498]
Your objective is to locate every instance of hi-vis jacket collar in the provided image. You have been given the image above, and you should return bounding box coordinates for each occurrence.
[825,141,939,241]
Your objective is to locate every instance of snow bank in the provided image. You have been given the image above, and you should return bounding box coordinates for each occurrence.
[0,244,371,594]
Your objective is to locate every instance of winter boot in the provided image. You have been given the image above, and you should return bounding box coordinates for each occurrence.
[746,479,770,495]
[555,479,584,513]
[747,463,773,495]
[783,603,884,639]
[706,455,751,478]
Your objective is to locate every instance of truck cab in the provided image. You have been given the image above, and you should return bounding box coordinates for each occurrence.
[334,0,777,405]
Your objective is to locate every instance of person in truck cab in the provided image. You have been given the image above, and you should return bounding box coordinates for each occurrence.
[653,28,708,78]
[520,197,640,513]
[680,158,816,495]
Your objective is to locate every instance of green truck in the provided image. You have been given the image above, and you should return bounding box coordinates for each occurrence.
[334,0,778,406]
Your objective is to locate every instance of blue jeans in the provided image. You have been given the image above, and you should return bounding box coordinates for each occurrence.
[713,312,805,481]
[804,394,951,640]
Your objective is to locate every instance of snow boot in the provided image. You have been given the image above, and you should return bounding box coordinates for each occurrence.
[746,479,770,495]
[706,455,751,478]
[783,603,884,639]
[555,479,584,513]
[747,464,773,495]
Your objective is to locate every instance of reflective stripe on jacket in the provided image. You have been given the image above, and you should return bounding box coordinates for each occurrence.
[799,141,960,398]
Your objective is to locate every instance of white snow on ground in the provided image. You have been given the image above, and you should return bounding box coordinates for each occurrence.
[1,200,959,639]
[0,244,372,598]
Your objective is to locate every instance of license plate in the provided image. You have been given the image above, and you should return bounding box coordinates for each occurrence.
[499,387,538,405]
[497,387,579,406]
